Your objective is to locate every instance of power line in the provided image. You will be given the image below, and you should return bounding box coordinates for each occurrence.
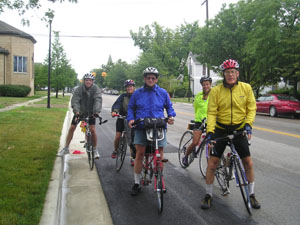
[31,34,132,39]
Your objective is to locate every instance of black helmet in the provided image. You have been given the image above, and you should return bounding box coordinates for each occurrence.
[200,76,212,84]
[124,79,135,87]
[143,67,159,77]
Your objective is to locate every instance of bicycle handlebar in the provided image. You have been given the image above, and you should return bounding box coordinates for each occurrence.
[75,114,107,125]
[131,117,171,127]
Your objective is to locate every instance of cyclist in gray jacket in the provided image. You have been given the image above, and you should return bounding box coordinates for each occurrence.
[58,73,102,158]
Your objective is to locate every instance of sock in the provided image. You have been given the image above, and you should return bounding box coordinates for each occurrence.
[64,146,69,150]
[248,182,255,195]
[206,184,213,197]
[134,173,140,185]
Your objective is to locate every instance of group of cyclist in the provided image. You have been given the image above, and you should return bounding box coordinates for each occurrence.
[59,59,260,211]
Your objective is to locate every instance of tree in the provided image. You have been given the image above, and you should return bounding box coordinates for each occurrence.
[0,0,77,25]
[44,31,77,97]
[34,63,48,90]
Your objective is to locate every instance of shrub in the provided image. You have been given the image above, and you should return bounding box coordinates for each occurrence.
[174,86,187,98]
[0,85,31,97]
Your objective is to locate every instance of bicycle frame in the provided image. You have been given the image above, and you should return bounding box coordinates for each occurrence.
[212,131,252,215]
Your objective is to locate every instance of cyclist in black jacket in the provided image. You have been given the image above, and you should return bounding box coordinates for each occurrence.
[111,80,136,165]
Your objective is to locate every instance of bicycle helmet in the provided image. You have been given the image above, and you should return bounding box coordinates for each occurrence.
[83,73,95,80]
[143,67,159,77]
[200,76,212,84]
[219,59,239,71]
[124,79,135,87]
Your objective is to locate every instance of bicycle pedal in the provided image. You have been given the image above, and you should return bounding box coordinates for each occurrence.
[222,190,230,196]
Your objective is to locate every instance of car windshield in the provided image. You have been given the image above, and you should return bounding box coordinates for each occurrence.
[277,95,299,101]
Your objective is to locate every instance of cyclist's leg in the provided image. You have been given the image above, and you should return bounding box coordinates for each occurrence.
[185,129,202,156]
[114,132,122,152]
[65,116,78,147]
[114,118,124,153]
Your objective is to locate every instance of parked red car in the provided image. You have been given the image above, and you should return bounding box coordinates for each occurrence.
[256,94,300,117]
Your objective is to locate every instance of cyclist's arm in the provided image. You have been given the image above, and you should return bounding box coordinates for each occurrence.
[111,94,124,114]
[127,92,136,122]
[244,85,256,127]
[165,91,176,118]
[71,86,81,114]
[93,86,102,114]
[206,87,218,134]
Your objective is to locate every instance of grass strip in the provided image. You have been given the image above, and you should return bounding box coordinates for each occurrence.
[0,97,69,225]
[171,97,194,103]
[0,91,48,109]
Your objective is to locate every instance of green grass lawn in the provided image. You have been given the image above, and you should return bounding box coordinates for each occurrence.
[0,91,48,109]
[0,96,70,225]
[171,97,194,103]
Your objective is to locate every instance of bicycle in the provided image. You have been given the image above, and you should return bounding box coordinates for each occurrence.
[132,117,169,214]
[207,130,252,215]
[78,114,107,170]
[178,118,208,177]
[113,114,135,172]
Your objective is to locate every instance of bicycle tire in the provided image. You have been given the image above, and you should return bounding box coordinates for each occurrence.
[116,135,127,172]
[215,154,229,193]
[156,168,163,214]
[178,130,193,168]
[87,134,94,170]
[233,158,252,215]
[198,140,208,178]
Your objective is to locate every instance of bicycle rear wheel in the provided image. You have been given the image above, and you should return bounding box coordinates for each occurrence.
[233,158,252,215]
[116,135,127,172]
[156,168,163,214]
[199,141,209,178]
[215,154,229,193]
[178,130,193,168]
[87,134,94,170]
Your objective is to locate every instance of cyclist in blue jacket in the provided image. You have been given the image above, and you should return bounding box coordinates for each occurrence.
[127,67,176,196]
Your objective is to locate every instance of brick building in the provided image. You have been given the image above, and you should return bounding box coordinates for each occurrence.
[0,20,36,96]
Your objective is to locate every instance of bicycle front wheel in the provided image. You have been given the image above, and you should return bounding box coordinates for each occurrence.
[87,134,94,170]
[199,140,209,178]
[116,136,127,172]
[156,168,164,214]
[178,130,193,168]
[215,154,229,193]
[233,158,252,215]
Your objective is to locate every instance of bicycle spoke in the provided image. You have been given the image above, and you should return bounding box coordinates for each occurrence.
[116,136,127,172]
[156,168,163,214]
[199,141,209,178]
[234,158,252,215]
[178,130,193,168]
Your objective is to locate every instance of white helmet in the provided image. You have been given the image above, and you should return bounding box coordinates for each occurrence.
[143,67,159,77]
[83,73,94,80]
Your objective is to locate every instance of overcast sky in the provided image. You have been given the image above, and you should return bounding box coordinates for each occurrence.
[0,0,238,78]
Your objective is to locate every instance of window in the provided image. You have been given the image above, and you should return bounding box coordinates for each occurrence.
[265,96,273,101]
[202,64,206,76]
[13,56,27,73]
[257,96,266,102]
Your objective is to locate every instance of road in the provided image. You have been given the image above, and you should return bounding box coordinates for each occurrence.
[95,94,300,225]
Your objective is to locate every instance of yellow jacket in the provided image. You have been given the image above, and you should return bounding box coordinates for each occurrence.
[207,81,256,133]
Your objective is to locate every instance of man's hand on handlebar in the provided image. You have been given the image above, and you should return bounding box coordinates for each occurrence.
[167,117,174,125]
[111,112,118,117]
[128,120,135,128]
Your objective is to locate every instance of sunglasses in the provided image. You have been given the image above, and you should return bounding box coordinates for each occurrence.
[146,77,156,81]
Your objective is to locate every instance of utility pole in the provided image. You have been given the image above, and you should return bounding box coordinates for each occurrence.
[201,0,210,77]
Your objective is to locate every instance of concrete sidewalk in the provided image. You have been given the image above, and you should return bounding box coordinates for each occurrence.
[39,103,113,225]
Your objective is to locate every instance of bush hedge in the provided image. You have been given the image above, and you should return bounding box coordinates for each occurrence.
[0,85,31,97]
[268,88,300,100]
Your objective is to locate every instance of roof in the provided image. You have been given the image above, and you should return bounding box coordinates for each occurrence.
[0,47,9,55]
[0,20,36,43]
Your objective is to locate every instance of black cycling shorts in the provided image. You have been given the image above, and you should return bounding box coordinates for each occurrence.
[116,118,125,133]
[210,127,250,159]
[71,115,95,125]
[194,122,205,131]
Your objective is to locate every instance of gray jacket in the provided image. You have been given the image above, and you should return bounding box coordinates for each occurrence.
[71,84,102,115]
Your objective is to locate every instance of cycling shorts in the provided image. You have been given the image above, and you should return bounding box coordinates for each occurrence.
[193,122,205,131]
[71,115,95,125]
[134,129,167,148]
[116,118,125,133]
[210,127,250,159]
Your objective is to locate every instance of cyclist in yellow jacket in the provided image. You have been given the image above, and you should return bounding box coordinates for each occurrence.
[201,59,261,210]
[182,76,212,167]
